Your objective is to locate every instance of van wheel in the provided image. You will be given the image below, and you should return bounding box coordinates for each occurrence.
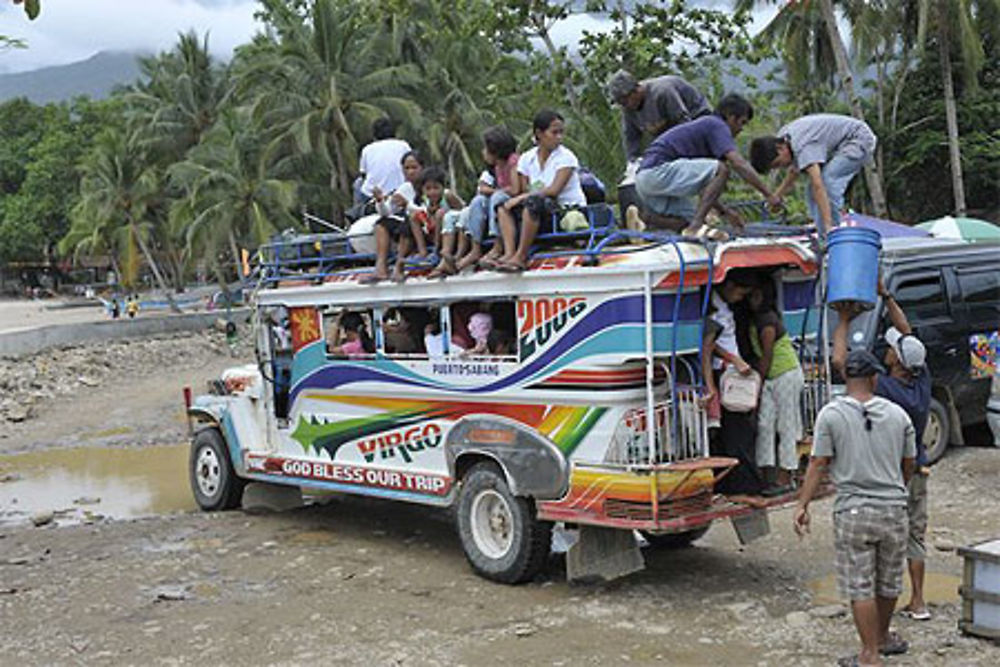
[456,462,552,584]
[190,428,245,511]
[641,525,710,549]
[924,398,950,465]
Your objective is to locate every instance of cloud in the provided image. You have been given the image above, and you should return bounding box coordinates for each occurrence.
[0,0,261,73]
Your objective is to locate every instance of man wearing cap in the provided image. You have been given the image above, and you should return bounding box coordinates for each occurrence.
[832,282,933,623]
[796,348,916,667]
[607,70,711,165]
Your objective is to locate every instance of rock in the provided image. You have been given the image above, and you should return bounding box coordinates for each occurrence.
[4,556,30,565]
[0,472,21,483]
[153,585,190,601]
[77,376,99,387]
[6,405,32,423]
[723,601,759,620]
[30,510,54,527]
[513,623,536,637]
[934,538,958,552]
[73,496,101,506]
[785,611,811,628]
[809,604,847,619]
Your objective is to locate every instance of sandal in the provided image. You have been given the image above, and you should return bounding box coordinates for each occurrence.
[698,226,730,241]
[478,256,501,271]
[900,608,932,621]
[836,655,859,667]
[359,273,386,285]
[879,630,909,656]
[496,259,527,273]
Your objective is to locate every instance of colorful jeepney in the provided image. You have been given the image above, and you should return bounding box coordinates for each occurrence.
[188,232,825,583]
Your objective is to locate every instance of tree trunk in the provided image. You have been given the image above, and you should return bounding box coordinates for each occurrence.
[447,151,457,193]
[228,228,244,283]
[937,2,967,215]
[128,219,181,313]
[818,0,888,217]
[532,13,580,114]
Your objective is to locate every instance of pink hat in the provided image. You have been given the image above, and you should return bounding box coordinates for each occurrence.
[468,313,493,345]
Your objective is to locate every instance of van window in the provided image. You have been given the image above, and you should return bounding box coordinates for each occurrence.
[958,270,1000,305]
[895,274,949,324]
[323,308,375,359]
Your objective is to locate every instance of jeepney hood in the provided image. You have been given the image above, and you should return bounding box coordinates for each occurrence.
[189,363,263,422]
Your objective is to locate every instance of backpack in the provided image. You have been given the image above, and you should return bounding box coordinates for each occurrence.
[578,167,606,204]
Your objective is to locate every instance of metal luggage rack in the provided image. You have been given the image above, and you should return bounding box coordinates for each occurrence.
[255,201,809,286]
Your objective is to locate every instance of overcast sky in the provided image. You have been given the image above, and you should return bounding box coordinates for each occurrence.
[0,0,776,74]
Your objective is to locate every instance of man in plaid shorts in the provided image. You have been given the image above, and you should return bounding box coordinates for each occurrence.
[795,349,916,667]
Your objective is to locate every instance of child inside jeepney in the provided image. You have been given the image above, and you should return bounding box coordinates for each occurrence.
[361,151,425,284]
[487,110,587,272]
[700,271,767,504]
[328,311,374,359]
[458,311,493,358]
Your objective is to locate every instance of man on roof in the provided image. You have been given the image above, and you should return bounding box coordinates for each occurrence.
[633,93,782,239]
[607,69,711,166]
[750,114,876,236]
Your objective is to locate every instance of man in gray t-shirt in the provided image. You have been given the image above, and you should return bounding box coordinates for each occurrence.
[607,70,711,163]
[749,114,876,235]
[795,349,915,665]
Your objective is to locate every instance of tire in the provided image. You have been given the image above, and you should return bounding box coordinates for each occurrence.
[924,398,951,465]
[189,428,245,511]
[456,462,552,584]
[641,525,711,549]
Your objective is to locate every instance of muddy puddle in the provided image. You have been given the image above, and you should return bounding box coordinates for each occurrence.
[809,571,961,606]
[0,444,195,527]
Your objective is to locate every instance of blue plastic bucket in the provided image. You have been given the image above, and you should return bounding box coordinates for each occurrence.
[826,226,881,307]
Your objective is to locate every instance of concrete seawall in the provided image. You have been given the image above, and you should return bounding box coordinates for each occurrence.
[0,308,250,358]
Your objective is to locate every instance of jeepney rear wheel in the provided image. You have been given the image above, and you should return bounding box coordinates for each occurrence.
[640,525,710,549]
[456,462,552,584]
[190,428,245,511]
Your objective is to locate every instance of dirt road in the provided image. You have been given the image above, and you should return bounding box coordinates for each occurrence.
[1,332,998,666]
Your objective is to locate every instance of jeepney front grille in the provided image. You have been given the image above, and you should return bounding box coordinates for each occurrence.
[604,492,713,522]
[606,386,710,465]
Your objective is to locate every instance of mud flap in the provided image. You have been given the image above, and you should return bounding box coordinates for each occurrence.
[242,482,303,512]
[566,526,645,583]
[731,509,770,545]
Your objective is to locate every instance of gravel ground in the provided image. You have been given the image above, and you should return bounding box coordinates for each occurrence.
[1,326,999,666]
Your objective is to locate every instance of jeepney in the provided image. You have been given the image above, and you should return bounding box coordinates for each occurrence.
[186,225,829,583]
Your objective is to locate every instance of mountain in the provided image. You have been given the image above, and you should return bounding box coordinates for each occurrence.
[0,51,146,104]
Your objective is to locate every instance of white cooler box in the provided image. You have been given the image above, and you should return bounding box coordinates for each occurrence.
[958,537,1000,640]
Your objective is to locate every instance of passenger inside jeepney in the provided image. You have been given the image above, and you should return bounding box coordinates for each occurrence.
[701,270,767,505]
[325,310,375,359]
[382,306,430,355]
[487,328,514,357]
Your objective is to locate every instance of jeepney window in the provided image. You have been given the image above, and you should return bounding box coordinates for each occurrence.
[449,300,517,360]
[322,307,375,359]
[382,306,432,357]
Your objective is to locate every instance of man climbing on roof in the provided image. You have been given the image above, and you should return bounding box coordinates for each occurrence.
[633,93,782,239]
[750,114,876,236]
[607,70,711,165]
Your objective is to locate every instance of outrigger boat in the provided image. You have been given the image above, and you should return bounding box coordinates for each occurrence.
[186,213,832,583]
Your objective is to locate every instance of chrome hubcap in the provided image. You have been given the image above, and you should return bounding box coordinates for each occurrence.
[196,446,222,498]
[470,489,514,559]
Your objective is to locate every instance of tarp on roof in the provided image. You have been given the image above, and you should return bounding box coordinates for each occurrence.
[841,212,930,239]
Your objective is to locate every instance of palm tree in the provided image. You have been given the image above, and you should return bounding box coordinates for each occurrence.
[168,107,298,282]
[126,31,232,164]
[236,0,422,221]
[62,128,179,311]
[736,0,888,216]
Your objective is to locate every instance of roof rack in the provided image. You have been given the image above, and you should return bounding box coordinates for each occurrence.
[257,201,810,286]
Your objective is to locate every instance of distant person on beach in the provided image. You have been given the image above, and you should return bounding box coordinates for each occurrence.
[750,114,876,235]
[126,295,140,319]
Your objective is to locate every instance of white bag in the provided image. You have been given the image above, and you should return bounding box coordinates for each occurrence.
[720,365,762,413]
[347,214,380,254]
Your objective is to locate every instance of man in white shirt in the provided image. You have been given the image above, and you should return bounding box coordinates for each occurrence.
[357,118,411,202]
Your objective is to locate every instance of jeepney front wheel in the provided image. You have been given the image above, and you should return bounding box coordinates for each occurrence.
[190,428,245,511]
[456,462,552,584]
[640,525,710,549]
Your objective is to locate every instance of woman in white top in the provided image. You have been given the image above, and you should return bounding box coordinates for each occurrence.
[489,110,587,272]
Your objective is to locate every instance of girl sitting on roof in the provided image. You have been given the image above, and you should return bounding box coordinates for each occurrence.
[361,151,426,284]
[485,110,587,273]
